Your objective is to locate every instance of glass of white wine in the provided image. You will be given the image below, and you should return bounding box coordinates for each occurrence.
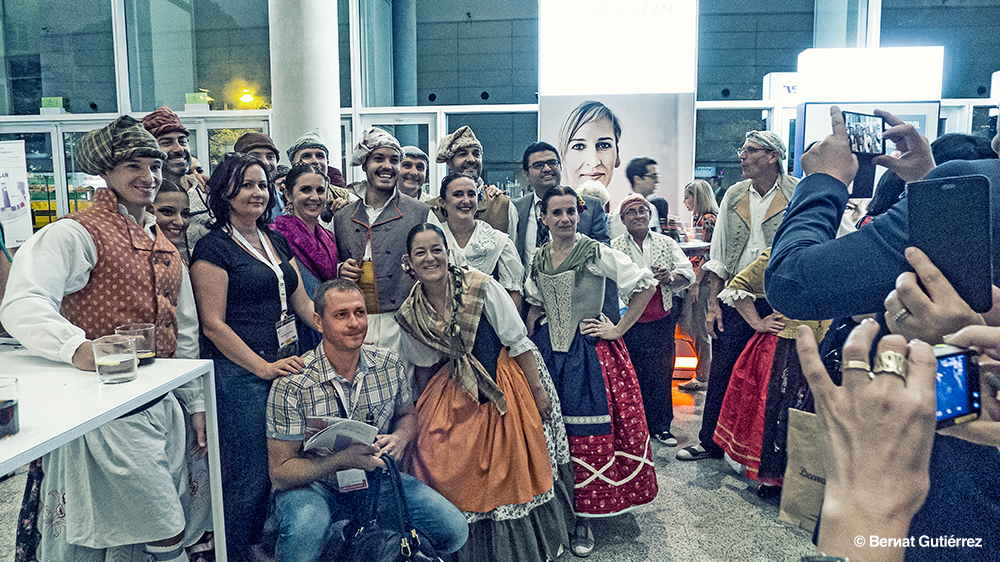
[92,335,138,384]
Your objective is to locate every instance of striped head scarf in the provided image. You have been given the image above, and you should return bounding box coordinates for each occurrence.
[77,116,167,176]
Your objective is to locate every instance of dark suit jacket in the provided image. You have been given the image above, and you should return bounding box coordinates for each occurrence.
[513,190,619,321]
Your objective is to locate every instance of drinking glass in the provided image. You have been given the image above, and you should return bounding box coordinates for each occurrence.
[115,323,156,366]
[92,335,138,384]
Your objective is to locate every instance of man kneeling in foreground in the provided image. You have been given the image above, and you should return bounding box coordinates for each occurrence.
[266,279,468,561]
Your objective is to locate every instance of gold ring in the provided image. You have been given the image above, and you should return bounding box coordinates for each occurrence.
[843,360,871,372]
[872,350,907,383]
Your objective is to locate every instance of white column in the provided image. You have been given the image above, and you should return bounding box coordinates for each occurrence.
[268,0,342,167]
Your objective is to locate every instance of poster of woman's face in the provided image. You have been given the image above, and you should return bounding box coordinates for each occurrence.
[558,101,622,190]
[539,93,695,213]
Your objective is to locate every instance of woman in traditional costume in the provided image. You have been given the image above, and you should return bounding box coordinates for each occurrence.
[438,172,524,307]
[395,223,573,562]
[713,249,829,497]
[525,186,659,557]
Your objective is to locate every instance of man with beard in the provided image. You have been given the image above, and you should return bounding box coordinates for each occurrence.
[429,126,517,237]
[333,128,439,354]
[676,130,798,463]
[397,146,432,201]
[142,106,212,250]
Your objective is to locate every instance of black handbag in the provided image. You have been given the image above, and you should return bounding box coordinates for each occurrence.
[342,454,439,562]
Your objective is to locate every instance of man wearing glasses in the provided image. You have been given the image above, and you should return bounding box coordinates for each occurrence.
[676,130,799,462]
[515,141,616,318]
[609,157,663,239]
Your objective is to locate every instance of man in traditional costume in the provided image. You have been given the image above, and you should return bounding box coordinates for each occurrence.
[333,128,439,354]
[676,130,799,462]
[428,125,518,237]
[0,115,211,562]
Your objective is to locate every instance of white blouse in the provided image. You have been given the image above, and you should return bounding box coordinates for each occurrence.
[443,220,524,292]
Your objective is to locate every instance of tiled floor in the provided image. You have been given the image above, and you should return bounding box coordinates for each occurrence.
[0,382,817,562]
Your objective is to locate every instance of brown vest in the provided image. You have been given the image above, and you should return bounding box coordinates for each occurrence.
[60,188,182,357]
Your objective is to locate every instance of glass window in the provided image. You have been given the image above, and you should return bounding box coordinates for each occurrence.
[126,0,271,113]
[0,132,56,230]
[444,112,537,197]
[339,0,351,108]
[207,127,263,170]
[63,131,103,218]
[407,2,538,107]
[0,0,116,115]
[697,10,814,102]
[694,109,766,197]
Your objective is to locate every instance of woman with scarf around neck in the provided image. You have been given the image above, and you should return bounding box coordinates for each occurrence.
[525,186,659,557]
[438,172,524,308]
[395,223,574,562]
[271,164,338,350]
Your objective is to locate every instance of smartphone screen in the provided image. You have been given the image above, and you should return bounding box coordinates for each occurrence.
[842,111,885,155]
[907,174,993,313]
[934,346,981,429]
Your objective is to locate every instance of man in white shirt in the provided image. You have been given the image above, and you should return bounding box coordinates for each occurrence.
[0,116,209,561]
[676,130,799,462]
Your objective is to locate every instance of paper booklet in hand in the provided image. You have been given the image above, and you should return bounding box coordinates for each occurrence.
[303,416,378,455]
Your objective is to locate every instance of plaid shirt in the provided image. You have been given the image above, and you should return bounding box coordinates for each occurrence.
[266,343,411,441]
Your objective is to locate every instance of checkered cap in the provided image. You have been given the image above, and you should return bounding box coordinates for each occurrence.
[77,116,167,175]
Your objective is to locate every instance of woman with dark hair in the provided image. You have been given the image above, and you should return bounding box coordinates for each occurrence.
[438,172,524,306]
[271,164,338,350]
[558,101,622,190]
[525,186,658,556]
[150,178,192,263]
[189,153,314,560]
[396,223,573,562]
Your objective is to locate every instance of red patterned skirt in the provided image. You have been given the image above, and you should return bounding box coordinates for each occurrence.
[713,331,778,481]
[534,326,658,517]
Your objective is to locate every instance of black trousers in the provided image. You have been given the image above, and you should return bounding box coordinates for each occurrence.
[698,299,772,455]
[622,297,681,434]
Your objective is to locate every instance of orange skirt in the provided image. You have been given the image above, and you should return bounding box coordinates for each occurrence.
[405,350,553,513]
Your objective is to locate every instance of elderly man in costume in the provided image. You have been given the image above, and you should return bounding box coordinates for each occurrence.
[612,193,694,447]
[334,127,440,355]
[0,116,211,562]
[429,125,518,237]
[676,130,799,462]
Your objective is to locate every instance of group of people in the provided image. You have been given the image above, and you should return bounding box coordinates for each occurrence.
[1,96,998,562]
[0,101,706,562]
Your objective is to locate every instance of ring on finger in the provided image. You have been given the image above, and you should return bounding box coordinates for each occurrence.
[872,350,908,383]
[843,360,871,372]
[892,308,911,323]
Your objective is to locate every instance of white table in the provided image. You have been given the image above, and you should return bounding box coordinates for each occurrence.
[0,348,228,561]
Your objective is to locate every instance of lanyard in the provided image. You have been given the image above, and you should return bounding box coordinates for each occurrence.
[330,376,366,421]
[231,227,288,315]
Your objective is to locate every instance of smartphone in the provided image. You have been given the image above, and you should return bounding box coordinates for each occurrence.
[907,174,993,313]
[842,111,885,155]
[934,344,980,429]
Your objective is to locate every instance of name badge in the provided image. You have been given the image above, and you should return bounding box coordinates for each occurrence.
[275,314,299,359]
[336,468,369,492]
